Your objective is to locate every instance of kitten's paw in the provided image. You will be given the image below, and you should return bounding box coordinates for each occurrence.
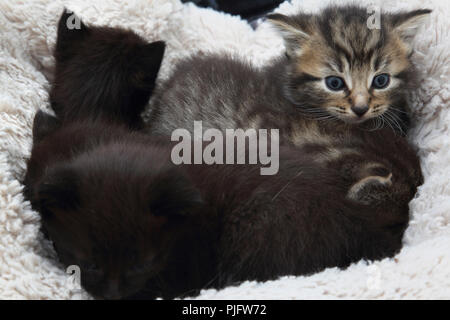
[347,164,393,205]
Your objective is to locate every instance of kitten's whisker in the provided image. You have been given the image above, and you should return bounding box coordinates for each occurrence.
[366,117,382,132]
[300,109,330,115]
[385,111,405,135]
[388,106,409,114]
[374,117,382,131]
[383,112,402,135]
[379,115,387,131]
[272,169,303,202]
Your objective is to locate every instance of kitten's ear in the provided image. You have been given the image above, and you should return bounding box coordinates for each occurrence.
[32,111,61,143]
[149,171,203,218]
[55,9,89,59]
[134,41,166,89]
[267,13,311,58]
[144,41,166,70]
[391,9,431,50]
[36,167,80,217]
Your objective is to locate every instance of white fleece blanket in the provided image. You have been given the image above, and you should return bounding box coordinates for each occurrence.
[0,0,449,300]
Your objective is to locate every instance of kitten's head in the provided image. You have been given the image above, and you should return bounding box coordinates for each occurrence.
[51,9,165,128]
[33,145,202,299]
[268,6,431,132]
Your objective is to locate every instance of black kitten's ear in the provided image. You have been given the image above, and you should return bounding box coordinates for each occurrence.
[32,110,61,143]
[149,171,203,218]
[36,167,80,216]
[135,41,166,88]
[391,9,431,51]
[267,13,311,58]
[55,9,89,58]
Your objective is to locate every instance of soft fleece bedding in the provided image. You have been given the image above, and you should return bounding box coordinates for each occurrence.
[0,0,449,299]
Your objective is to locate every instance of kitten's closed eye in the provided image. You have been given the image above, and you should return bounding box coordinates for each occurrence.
[125,261,154,277]
[80,262,101,273]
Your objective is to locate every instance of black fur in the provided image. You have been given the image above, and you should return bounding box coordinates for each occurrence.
[24,114,422,299]
[50,10,165,128]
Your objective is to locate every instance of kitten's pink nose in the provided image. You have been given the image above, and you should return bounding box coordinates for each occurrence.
[351,105,369,117]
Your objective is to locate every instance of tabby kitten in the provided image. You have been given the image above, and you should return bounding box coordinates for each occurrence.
[50,10,165,128]
[146,5,430,138]
[145,5,427,209]
[24,111,422,300]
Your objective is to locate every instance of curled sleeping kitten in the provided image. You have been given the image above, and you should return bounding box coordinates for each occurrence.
[146,5,430,138]
[24,111,422,300]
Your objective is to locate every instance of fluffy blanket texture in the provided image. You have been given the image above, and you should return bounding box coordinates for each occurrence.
[0,0,449,299]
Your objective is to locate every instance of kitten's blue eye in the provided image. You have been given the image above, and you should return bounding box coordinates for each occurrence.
[325,76,346,91]
[372,74,390,89]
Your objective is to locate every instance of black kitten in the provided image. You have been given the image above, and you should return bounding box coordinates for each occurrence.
[50,9,165,128]
[147,6,430,137]
[24,114,207,299]
[182,0,284,22]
